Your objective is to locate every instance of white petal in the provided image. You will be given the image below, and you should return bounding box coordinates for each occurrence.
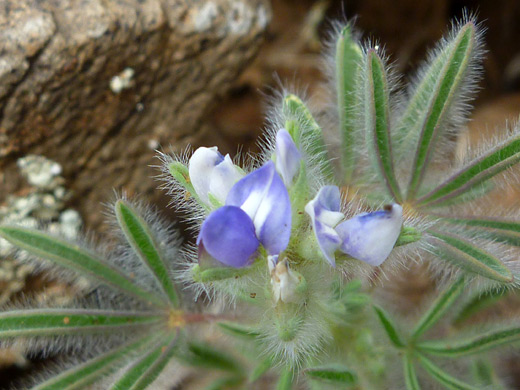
[270,259,302,304]
[305,186,344,227]
[227,162,292,256]
[275,128,301,186]
[189,147,242,206]
[305,186,345,266]
[209,154,244,203]
[189,146,221,204]
[336,204,403,266]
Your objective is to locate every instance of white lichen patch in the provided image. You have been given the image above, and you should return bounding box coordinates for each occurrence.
[0,155,83,306]
[17,155,63,190]
[227,1,253,35]
[109,67,135,94]
[193,2,218,32]
[256,3,269,30]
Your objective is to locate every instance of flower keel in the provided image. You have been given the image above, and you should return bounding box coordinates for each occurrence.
[336,204,403,266]
[197,206,259,268]
[306,186,403,266]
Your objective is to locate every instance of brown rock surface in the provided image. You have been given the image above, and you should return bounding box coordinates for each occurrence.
[0,0,270,230]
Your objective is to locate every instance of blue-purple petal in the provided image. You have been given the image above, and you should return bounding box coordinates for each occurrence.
[198,206,259,268]
[304,186,345,267]
[226,162,275,219]
[336,204,403,266]
[254,166,292,255]
[313,224,342,267]
[275,129,301,186]
[226,161,291,255]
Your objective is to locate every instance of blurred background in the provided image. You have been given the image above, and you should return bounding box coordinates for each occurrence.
[1,0,520,387]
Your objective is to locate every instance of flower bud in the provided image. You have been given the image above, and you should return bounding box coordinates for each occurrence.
[274,128,301,187]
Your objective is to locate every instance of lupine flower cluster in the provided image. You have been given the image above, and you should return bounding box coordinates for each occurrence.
[192,129,402,270]
[0,16,519,390]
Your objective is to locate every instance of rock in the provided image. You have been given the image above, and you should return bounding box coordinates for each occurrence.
[0,0,270,230]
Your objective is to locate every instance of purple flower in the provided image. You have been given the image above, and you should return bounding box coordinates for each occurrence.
[189,146,244,206]
[197,162,292,268]
[305,186,403,267]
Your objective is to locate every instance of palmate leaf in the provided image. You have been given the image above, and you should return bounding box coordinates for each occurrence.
[204,376,243,390]
[417,134,520,207]
[417,326,520,357]
[276,367,293,390]
[412,276,465,339]
[373,306,405,348]
[32,334,157,390]
[403,22,477,200]
[403,355,421,390]
[109,331,179,390]
[363,50,402,201]
[282,94,335,182]
[305,364,357,385]
[217,322,260,340]
[0,309,162,339]
[176,341,242,373]
[417,354,479,390]
[452,287,508,326]
[249,356,273,383]
[335,24,363,181]
[0,227,166,307]
[440,216,520,246]
[428,230,514,283]
[470,359,505,389]
[115,200,179,307]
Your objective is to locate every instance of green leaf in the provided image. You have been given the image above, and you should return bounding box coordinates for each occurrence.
[364,50,402,201]
[191,264,256,283]
[417,135,520,207]
[342,279,363,293]
[305,364,357,385]
[417,354,480,390]
[282,94,335,182]
[335,25,363,181]
[404,23,476,200]
[373,306,405,348]
[441,216,520,246]
[276,367,293,390]
[288,160,310,233]
[452,287,508,326]
[109,332,178,390]
[0,309,162,338]
[0,227,166,307]
[217,322,260,340]
[204,376,243,390]
[412,276,465,339]
[342,293,371,308]
[429,230,513,283]
[32,334,157,390]
[177,341,241,373]
[115,200,179,307]
[470,359,504,389]
[403,355,421,390]
[395,226,422,247]
[417,326,520,357]
[249,356,273,383]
